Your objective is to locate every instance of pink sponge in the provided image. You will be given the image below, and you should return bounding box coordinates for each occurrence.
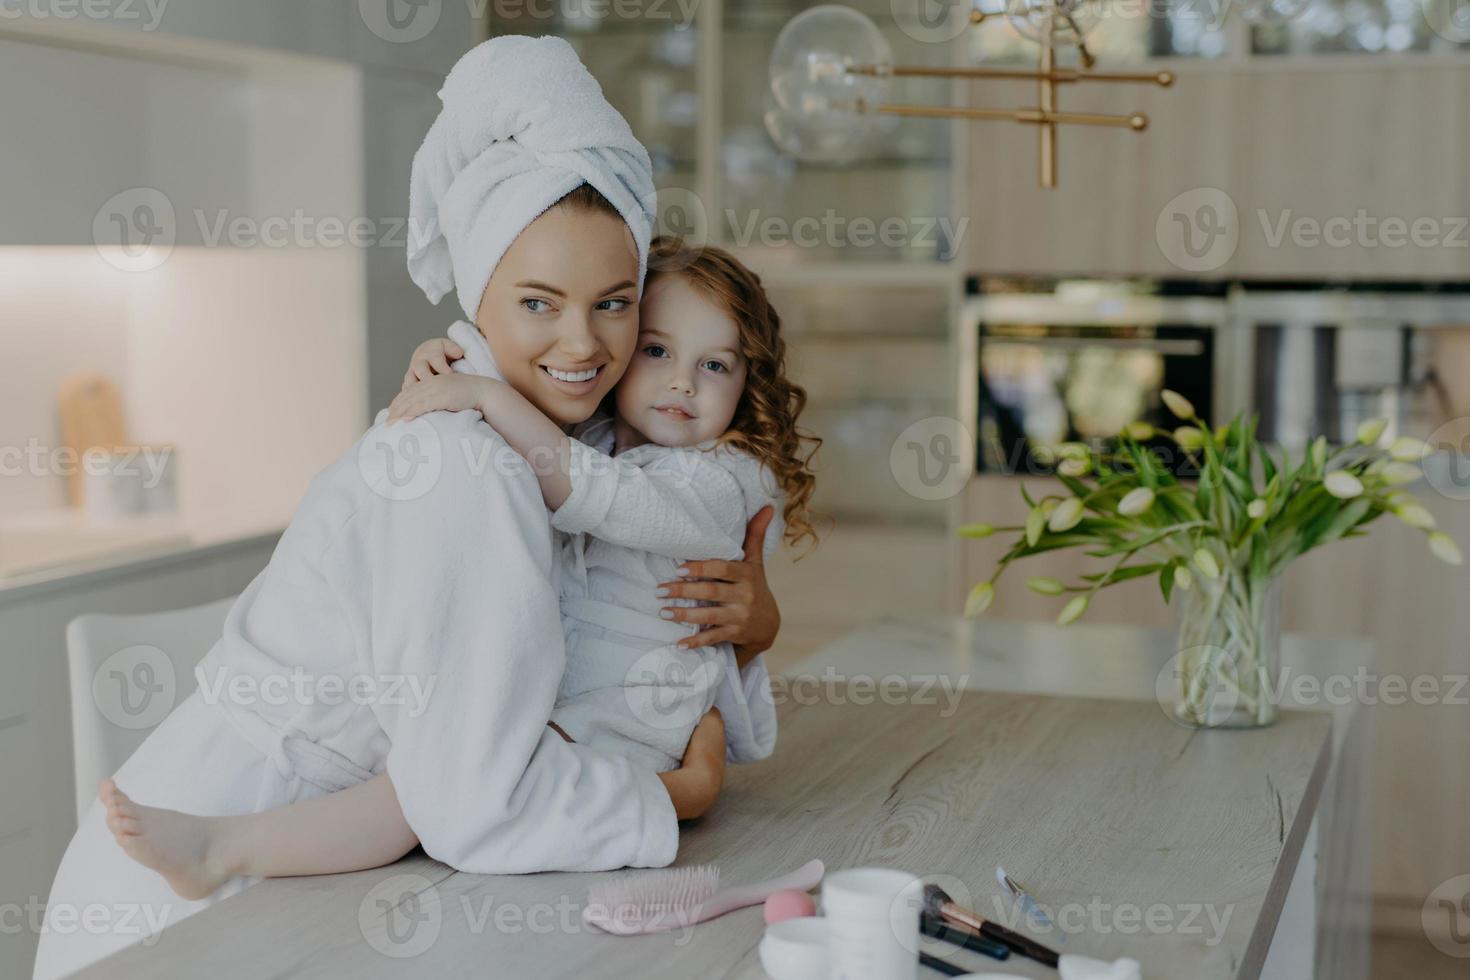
[763,889,816,924]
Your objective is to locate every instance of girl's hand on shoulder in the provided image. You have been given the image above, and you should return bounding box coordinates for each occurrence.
[387,374,499,425]
[401,337,465,390]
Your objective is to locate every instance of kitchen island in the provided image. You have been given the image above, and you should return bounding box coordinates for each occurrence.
[73,615,1370,980]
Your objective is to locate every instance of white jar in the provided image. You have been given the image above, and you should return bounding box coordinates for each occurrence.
[822,868,922,980]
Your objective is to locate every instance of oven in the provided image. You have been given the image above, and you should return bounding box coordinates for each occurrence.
[963,280,1229,475]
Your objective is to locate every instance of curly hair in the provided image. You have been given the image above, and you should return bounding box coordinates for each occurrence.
[646,236,821,554]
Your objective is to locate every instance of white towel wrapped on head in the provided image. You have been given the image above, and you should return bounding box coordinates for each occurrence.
[407,34,657,320]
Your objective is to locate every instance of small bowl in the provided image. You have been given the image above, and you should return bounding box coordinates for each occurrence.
[758,916,828,980]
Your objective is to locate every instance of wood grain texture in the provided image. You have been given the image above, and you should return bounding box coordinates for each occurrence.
[77,689,1331,980]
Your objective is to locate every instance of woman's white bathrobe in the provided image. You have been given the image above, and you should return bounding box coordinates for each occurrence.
[33,378,773,977]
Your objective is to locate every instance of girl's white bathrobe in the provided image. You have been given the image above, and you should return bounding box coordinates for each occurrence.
[33,349,773,978]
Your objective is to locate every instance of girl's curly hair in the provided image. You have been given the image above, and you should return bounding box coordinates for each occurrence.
[646,236,821,554]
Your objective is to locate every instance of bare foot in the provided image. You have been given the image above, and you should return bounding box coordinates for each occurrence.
[99,778,238,901]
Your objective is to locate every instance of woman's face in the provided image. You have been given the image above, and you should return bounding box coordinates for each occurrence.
[475,205,640,425]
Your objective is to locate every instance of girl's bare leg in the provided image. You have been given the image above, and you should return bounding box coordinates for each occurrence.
[99,772,418,901]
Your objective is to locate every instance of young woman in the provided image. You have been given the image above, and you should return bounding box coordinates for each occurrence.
[33,36,779,979]
[95,237,818,903]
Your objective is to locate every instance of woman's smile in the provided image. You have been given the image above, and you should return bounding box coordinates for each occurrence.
[540,363,606,394]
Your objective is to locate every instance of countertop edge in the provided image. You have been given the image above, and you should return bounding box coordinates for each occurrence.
[0,529,283,607]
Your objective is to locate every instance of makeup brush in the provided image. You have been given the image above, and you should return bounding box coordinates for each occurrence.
[921,883,1060,968]
[920,912,1011,960]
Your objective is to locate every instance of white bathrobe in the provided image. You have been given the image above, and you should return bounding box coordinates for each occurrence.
[33,398,692,978]
[553,414,781,772]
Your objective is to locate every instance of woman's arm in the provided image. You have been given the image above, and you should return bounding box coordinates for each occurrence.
[658,506,782,665]
[387,374,576,506]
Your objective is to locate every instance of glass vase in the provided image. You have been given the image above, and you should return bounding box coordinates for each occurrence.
[1170,572,1282,728]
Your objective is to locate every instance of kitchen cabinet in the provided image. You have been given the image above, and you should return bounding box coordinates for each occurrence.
[0,534,278,980]
[962,60,1470,280]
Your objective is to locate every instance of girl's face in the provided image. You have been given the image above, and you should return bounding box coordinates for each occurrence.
[614,274,748,449]
[475,205,640,425]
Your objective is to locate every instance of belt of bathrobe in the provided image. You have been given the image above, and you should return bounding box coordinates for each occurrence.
[208,696,379,796]
[559,596,696,649]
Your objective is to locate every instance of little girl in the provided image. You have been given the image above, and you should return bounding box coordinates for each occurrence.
[98,238,819,899]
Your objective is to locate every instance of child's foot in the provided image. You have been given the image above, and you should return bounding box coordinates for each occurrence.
[99,778,238,901]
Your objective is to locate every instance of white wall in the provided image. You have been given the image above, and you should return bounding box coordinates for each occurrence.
[0,32,369,539]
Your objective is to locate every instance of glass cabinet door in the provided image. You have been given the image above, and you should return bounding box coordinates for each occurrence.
[720,0,959,264]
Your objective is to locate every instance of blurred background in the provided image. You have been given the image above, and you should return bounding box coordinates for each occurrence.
[1,1,1467,976]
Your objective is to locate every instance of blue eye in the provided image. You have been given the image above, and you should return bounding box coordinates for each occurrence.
[703,360,728,374]
[643,344,669,358]
[597,298,631,312]
[521,298,552,313]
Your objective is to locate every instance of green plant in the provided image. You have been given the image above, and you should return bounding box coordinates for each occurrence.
[959,391,1462,625]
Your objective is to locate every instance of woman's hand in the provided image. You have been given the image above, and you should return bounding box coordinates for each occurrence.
[658,507,781,668]
[656,707,726,820]
[401,337,465,390]
[387,374,502,425]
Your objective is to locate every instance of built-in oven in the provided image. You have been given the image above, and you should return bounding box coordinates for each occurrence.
[1228,285,1470,455]
[963,279,1229,475]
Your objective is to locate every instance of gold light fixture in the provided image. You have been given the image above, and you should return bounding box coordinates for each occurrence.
[765,2,1174,188]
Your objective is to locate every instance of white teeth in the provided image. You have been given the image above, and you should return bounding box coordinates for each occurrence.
[545,366,599,383]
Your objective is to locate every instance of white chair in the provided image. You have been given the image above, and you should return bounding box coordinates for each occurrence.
[65,597,235,825]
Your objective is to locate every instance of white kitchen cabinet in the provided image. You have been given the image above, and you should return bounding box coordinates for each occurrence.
[0,533,278,980]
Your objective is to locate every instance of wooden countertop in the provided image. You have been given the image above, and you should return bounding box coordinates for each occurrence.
[77,616,1341,980]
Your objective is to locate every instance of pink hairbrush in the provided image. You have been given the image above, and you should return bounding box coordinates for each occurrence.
[583,859,824,935]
